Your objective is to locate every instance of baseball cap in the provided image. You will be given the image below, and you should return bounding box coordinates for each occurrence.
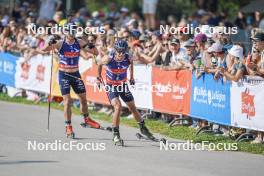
[228,45,244,60]
[207,42,223,53]
[131,30,141,38]
[184,39,195,47]
[194,33,207,43]
[152,30,162,38]
[139,34,148,42]
[250,32,264,42]
[170,38,180,45]
[120,7,129,13]
[107,29,115,36]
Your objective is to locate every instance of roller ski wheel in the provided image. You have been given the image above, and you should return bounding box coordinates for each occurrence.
[136,133,167,144]
[113,132,124,146]
[114,139,124,146]
[66,132,75,139]
[66,125,75,139]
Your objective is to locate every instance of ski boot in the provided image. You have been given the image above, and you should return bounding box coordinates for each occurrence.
[139,121,155,140]
[80,116,101,129]
[113,129,124,146]
[66,125,75,139]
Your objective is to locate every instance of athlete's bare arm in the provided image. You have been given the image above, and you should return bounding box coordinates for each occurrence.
[97,55,111,66]
[96,55,111,80]
[78,39,99,60]
[137,44,162,64]
[39,39,62,52]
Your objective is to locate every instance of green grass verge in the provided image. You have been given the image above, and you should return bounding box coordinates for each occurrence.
[0,93,264,155]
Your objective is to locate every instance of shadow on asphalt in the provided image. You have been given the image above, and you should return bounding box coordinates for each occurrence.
[0,160,58,165]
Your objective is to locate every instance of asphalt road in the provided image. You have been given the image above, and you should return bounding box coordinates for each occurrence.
[0,101,263,176]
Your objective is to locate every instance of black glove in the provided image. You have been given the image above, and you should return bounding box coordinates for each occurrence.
[129,79,135,86]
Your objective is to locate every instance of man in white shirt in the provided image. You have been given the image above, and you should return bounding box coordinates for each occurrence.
[162,38,188,70]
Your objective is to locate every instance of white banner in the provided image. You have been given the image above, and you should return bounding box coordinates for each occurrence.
[126,64,153,110]
[15,55,52,93]
[231,81,264,132]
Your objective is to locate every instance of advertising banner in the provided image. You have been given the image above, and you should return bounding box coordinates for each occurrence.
[0,53,18,87]
[152,68,192,115]
[15,54,51,93]
[231,81,264,131]
[190,74,231,125]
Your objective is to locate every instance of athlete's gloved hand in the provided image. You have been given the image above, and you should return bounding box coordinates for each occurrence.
[48,35,57,46]
[96,76,103,89]
[129,79,135,86]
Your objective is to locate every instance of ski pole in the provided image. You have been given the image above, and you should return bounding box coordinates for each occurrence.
[47,46,54,132]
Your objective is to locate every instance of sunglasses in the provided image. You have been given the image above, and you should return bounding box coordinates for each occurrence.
[115,48,126,54]
[146,44,154,48]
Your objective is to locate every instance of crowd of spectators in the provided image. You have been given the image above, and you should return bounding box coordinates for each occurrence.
[0,0,264,143]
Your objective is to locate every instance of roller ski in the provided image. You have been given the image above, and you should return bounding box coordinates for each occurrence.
[136,121,167,144]
[80,117,112,132]
[113,131,124,146]
[65,125,75,139]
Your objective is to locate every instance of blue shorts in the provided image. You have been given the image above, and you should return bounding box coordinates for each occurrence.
[106,83,134,103]
[58,70,86,96]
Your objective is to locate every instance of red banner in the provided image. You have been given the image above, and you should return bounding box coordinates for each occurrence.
[82,64,110,105]
[152,67,192,115]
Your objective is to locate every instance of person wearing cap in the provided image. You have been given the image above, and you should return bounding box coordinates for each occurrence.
[194,33,212,68]
[162,37,188,70]
[247,32,264,144]
[206,42,227,80]
[131,30,142,48]
[183,39,198,70]
[246,32,264,77]
[151,30,162,44]
[220,45,246,82]
[251,32,264,60]
[116,7,130,27]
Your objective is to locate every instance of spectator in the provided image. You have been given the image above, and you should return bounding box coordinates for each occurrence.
[220,45,246,82]
[161,38,187,70]
[106,2,120,22]
[39,0,62,21]
[206,42,227,80]
[143,0,158,29]
[194,33,209,66]
[234,11,247,30]
[116,7,130,27]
